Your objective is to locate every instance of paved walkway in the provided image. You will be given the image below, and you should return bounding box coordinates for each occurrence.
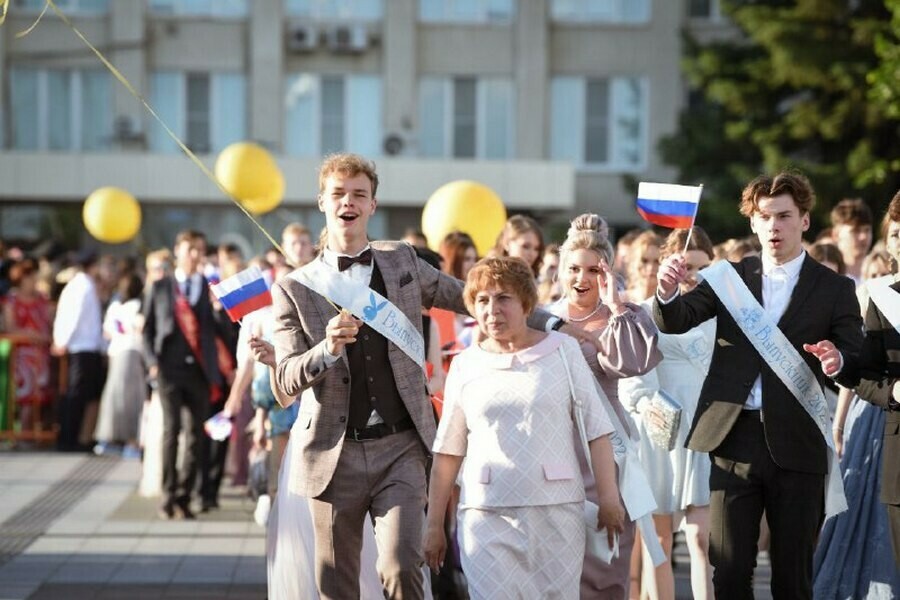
[0,452,266,600]
[0,451,775,600]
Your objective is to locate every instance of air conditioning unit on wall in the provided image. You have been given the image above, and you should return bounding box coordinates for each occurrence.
[326,24,369,54]
[287,24,319,53]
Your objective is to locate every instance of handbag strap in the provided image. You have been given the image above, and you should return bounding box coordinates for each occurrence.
[560,346,594,479]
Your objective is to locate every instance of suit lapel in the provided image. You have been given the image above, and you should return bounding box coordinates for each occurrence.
[778,255,819,328]
[745,256,763,305]
[371,247,398,304]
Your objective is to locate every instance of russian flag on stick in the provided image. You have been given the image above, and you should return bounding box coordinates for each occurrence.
[210,265,272,323]
[636,182,703,229]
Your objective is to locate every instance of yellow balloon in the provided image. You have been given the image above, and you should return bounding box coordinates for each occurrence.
[215,142,285,215]
[422,181,507,257]
[83,187,141,244]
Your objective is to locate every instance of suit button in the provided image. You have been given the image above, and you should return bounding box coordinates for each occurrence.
[339,416,346,423]
[370,396,377,402]
[364,335,370,341]
[343,377,350,384]
[368,376,374,383]
[312,368,319,375]
[366,356,372,361]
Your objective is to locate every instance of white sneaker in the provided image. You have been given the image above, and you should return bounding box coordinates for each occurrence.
[254,494,271,527]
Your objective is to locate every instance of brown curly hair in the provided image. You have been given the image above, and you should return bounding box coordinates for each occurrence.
[739,171,815,217]
[318,153,379,197]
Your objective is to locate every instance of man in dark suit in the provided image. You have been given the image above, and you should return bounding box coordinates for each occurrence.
[271,154,564,599]
[143,229,228,519]
[653,172,863,599]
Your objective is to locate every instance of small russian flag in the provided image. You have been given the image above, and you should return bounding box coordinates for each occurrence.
[210,265,272,323]
[636,182,703,229]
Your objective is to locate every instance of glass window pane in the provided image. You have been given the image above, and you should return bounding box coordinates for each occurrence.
[215,0,247,17]
[550,77,582,162]
[321,76,345,155]
[346,75,382,157]
[77,0,110,12]
[354,0,383,21]
[9,68,39,150]
[689,0,712,17]
[285,74,318,157]
[622,0,650,22]
[178,0,212,15]
[149,0,176,14]
[585,79,609,164]
[210,73,245,152]
[149,71,184,153]
[482,78,512,159]
[486,0,513,22]
[186,73,211,153]
[48,70,72,151]
[419,0,442,21]
[418,77,446,157]
[81,70,111,151]
[611,77,645,167]
[12,0,47,10]
[284,0,310,17]
[453,77,476,159]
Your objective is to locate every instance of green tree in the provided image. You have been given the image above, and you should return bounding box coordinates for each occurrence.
[660,0,899,240]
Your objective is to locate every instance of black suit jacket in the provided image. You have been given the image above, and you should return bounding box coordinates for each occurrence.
[652,255,863,475]
[842,281,900,505]
[142,275,228,386]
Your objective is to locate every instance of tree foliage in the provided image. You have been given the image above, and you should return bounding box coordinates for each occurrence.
[660,0,900,239]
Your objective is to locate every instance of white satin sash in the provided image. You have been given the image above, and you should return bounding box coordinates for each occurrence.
[700,261,847,518]
[291,259,425,368]
[867,275,900,335]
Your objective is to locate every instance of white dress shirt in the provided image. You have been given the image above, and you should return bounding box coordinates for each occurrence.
[174,268,203,306]
[52,271,104,352]
[743,251,806,409]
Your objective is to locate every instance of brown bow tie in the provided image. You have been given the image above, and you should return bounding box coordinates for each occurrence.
[337,249,373,272]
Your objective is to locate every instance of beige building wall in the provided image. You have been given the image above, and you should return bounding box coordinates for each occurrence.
[0,0,720,250]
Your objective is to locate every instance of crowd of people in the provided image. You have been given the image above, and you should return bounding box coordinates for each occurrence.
[1,152,899,600]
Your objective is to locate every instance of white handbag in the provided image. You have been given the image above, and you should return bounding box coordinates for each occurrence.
[559,348,619,564]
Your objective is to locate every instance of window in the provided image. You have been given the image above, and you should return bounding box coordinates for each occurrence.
[418,77,513,159]
[688,0,722,20]
[284,73,383,157]
[550,0,649,24]
[285,0,382,21]
[420,0,514,24]
[149,0,247,18]
[8,68,112,151]
[148,71,246,154]
[13,0,109,12]
[550,76,647,170]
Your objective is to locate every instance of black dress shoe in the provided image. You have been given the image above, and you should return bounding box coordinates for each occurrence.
[174,501,196,520]
[200,499,219,513]
[157,503,175,520]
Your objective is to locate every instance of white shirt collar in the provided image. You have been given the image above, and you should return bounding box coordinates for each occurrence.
[761,250,805,279]
[321,243,372,270]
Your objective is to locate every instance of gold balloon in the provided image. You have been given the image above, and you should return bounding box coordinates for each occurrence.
[422,181,507,257]
[83,187,141,244]
[215,142,285,215]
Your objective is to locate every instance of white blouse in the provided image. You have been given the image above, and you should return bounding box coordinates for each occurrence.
[434,331,613,508]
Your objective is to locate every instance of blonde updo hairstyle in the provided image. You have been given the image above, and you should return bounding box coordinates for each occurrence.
[559,213,615,269]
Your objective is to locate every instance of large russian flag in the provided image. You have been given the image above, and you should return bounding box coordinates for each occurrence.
[636,182,703,229]
[211,265,272,322]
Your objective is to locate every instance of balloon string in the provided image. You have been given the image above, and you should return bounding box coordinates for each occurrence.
[6,0,342,314]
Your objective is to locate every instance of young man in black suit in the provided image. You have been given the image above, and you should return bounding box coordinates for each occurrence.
[653,172,863,599]
[142,229,230,519]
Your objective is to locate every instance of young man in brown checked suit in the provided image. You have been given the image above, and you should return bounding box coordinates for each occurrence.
[653,172,863,599]
[270,153,569,599]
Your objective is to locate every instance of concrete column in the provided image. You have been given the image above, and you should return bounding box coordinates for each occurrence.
[250,0,283,151]
[383,0,417,154]
[110,0,146,150]
[514,0,548,160]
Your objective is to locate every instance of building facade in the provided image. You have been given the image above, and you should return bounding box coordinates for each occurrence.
[0,0,726,254]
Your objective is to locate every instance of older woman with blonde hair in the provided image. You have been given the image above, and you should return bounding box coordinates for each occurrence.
[547,213,663,598]
[424,256,624,599]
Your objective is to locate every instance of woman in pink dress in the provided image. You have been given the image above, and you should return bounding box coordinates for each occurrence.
[2,259,53,432]
[547,214,663,599]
